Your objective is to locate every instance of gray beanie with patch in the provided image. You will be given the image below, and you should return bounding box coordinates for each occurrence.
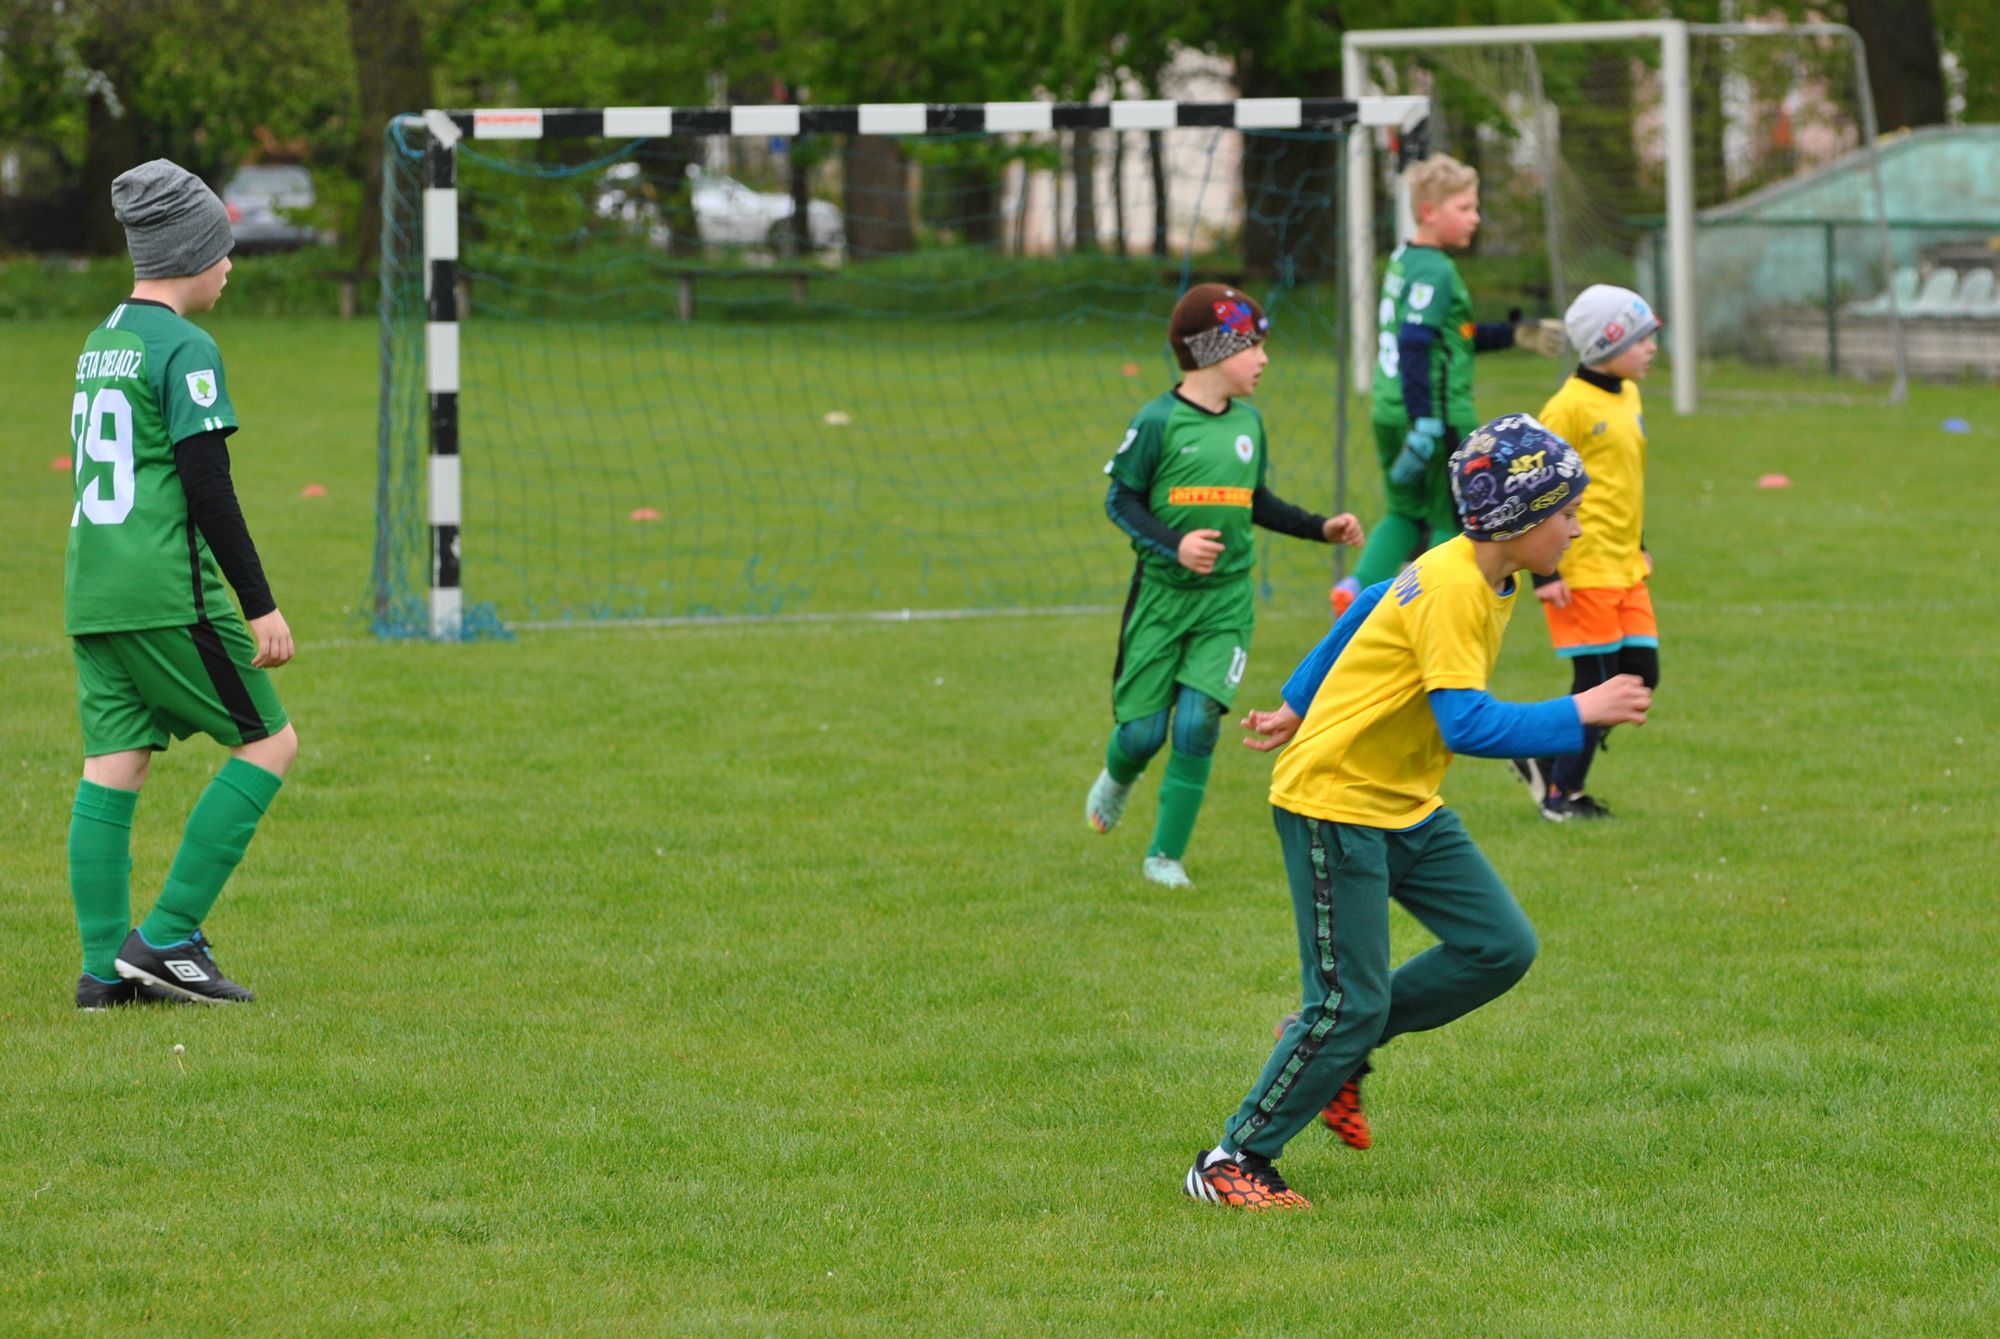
[112,159,233,279]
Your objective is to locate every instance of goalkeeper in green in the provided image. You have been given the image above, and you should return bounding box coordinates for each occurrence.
[1330,154,1564,616]
[1085,284,1363,889]
[63,160,298,1009]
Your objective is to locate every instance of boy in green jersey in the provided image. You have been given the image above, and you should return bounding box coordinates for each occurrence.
[1331,155,1563,615]
[64,159,299,1009]
[1085,284,1363,889]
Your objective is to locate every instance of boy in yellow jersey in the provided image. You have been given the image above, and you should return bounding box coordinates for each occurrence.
[1509,286,1662,822]
[1181,415,1650,1210]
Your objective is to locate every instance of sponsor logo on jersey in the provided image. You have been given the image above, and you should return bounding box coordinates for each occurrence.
[1167,486,1253,507]
[1592,421,1609,436]
[186,370,219,407]
[1234,433,1254,463]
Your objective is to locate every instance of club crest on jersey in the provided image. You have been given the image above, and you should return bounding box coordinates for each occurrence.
[186,370,219,407]
[1409,282,1435,310]
[1234,434,1254,463]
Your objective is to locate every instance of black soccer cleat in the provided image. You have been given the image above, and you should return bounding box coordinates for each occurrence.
[1540,790,1613,822]
[1508,757,1552,806]
[76,973,179,1011]
[115,929,255,1003]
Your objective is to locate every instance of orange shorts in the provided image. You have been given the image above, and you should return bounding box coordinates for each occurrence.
[1540,583,1658,658]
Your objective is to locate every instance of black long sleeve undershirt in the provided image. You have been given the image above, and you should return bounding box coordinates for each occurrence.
[1250,487,1328,541]
[1105,478,1185,563]
[173,430,276,620]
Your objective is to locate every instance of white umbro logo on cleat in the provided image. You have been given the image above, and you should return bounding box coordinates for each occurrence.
[168,959,212,983]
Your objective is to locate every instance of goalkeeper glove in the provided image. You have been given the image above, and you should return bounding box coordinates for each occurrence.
[1390,416,1443,487]
[1514,318,1567,358]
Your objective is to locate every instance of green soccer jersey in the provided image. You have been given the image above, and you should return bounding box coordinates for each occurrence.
[1372,243,1477,430]
[65,299,240,635]
[1105,389,1267,590]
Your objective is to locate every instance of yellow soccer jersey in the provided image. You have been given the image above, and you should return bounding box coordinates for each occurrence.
[1270,535,1517,828]
[1538,372,1647,589]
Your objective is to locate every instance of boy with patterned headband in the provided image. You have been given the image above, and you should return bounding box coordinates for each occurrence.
[1511,284,1663,821]
[64,158,299,1009]
[1084,283,1364,890]
[1183,416,1650,1210]
[1331,154,1564,616]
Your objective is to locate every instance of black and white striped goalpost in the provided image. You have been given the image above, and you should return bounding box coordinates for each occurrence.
[411,96,1429,639]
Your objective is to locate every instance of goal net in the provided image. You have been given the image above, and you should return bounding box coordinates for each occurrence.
[372,95,1424,638]
[1347,21,1906,407]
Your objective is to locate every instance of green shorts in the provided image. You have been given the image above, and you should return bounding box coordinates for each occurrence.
[1372,418,1468,535]
[1111,571,1255,722]
[73,618,288,757]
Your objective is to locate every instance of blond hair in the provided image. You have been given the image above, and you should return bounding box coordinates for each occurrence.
[1404,154,1479,213]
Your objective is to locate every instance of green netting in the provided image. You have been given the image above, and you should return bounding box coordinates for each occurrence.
[373,116,1357,636]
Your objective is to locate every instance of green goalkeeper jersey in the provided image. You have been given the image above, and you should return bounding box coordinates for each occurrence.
[1371,243,1477,430]
[1104,388,1268,590]
[65,299,240,635]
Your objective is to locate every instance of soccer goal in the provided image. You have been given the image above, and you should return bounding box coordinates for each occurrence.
[373,93,1427,639]
[1343,19,1907,414]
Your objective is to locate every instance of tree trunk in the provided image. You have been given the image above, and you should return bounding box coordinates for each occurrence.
[1072,130,1098,252]
[347,0,434,277]
[1148,129,1168,257]
[841,135,913,257]
[78,21,143,256]
[1845,0,1948,131]
[1111,130,1128,257]
[1239,54,1342,281]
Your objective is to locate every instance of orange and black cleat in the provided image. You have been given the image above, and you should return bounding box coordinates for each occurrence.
[1272,1011,1373,1150]
[1183,1149,1312,1210]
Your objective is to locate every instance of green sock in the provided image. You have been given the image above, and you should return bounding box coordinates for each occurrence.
[140,760,283,947]
[1148,749,1214,861]
[1352,512,1428,588]
[1105,732,1145,786]
[69,781,139,980]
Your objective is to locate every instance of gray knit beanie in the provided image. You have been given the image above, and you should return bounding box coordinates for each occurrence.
[112,159,234,279]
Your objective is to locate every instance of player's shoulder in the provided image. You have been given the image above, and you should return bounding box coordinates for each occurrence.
[1131,388,1182,429]
[1403,244,1459,281]
[1391,535,1484,607]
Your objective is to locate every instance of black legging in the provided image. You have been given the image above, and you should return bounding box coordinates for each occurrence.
[1549,645,1659,796]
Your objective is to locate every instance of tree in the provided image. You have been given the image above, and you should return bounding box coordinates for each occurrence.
[1844,0,1947,131]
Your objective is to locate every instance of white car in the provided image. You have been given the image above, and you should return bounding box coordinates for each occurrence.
[597,163,843,255]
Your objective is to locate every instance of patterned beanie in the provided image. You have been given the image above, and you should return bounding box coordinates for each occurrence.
[1450,413,1589,541]
[1169,283,1268,370]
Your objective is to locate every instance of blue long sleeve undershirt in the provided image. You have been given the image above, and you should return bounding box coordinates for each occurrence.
[1397,324,1438,422]
[1279,579,1585,758]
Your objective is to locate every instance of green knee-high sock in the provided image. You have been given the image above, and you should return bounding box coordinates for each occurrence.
[1105,732,1145,786]
[1352,512,1428,588]
[70,781,139,980]
[1148,749,1214,861]
[140,759,283,946]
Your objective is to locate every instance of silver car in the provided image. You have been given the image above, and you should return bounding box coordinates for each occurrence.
[222,165,328,252]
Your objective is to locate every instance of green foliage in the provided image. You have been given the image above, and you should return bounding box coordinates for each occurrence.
[0,250,355,319]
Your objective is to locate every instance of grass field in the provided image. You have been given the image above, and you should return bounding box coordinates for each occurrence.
[3,313,1997,1336]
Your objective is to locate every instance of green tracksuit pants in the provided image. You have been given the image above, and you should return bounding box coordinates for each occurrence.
[1224,805,1539,1160]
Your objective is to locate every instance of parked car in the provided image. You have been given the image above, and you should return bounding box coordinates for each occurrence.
[596,163,843,256]
[222,165,328,252]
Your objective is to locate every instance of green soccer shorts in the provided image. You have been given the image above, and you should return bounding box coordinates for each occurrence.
[1372,418,1466,536]
[1111,572,1255,723]
[74,618,288,756]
